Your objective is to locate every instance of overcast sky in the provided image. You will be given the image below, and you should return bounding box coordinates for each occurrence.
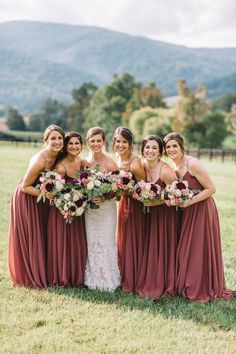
[0,0,236,48]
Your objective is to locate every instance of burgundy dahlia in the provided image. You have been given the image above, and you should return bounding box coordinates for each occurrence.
[122,177,130,185]
[176,181,186,190]
[45,183,54,192]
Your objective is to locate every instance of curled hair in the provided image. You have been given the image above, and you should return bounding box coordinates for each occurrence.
[43,124,65,143]
[86,127,105,141]
[54,131,83,165]
[163,132,185,155]
[112,126,133,151]
[141,135,163,156]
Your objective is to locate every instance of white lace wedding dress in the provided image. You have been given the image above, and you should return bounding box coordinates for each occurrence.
[84,199,121,291]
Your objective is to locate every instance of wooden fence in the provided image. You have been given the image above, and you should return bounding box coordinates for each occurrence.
[1,135,236,162]
[186,148,236,163]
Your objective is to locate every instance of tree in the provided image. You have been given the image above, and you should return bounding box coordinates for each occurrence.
[28,98,68,131]
[226,104,236,134]
[129,107,174,142]
[203,111,228,148]
[123,82,166,126]
[212,93,236,113]
[185,111,228,148]
[68,82,98,133]
[174,79,210,144]
[84,74,140,139]
[6,108,26,131]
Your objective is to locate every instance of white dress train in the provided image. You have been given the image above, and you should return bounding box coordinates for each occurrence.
[84,199,121,291]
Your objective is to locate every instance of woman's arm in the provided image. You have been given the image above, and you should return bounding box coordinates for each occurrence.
[162,163,178,185]
[21,157,45,197]
[180,158,216,208]
[130,158,146,181]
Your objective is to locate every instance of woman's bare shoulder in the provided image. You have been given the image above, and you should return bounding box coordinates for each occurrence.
[28,150,46,170]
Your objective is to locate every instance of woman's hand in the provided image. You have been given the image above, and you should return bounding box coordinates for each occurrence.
[45,192,55,201]
[143,200,163,207]
[179,199,192,208]
[92,196,105,205]
[164,200,172,207]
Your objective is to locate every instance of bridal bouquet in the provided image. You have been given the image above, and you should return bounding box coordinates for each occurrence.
[107,170,135,197]
[76,168,113,209]
[54,184,87,223]
[132,180,162,213]
[37,170,65,204]
[162,180,195,209]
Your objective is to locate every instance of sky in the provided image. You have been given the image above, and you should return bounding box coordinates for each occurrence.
[0,0,236,48]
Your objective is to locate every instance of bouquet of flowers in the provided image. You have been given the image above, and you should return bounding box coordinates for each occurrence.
[37,170,65,204]
[107,170,135,197]
[162,180,195,209]
[76,167,113,209]
[132,180,162,213]
[54,184,87,223]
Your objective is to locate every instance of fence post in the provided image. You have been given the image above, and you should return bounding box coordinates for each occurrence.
[221,150,225,162]
[209,149,213,161]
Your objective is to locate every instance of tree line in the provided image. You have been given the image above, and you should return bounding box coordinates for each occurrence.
[6,73,236,148]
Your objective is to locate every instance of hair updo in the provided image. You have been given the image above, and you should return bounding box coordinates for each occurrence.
[141,135,163,156]
[163,132,185,155]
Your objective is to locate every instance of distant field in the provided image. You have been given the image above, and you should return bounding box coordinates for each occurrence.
[0,145,235,353]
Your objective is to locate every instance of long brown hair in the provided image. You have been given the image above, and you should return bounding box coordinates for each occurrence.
[54,131,83,166]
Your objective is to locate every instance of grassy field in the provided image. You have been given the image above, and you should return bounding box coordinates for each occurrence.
[0,145,235,354]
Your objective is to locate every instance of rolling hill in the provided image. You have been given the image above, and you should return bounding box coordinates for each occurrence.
[0,20,236,112]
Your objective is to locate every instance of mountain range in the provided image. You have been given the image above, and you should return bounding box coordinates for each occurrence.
[0,20,236,112]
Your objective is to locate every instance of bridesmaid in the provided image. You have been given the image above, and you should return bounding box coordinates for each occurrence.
[113,127,146,293]
[136,135,178,298]
[47,132,87,287]
[163,132,235,302]
[8,125,65,288]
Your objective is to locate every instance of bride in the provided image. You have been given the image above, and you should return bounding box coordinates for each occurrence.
[82,127,120,291]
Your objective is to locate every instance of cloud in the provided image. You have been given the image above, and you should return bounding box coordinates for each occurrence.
[0,0,235,47]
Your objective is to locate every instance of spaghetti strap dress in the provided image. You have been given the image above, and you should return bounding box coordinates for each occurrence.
[136,165,178,298]
[8,176,49,288]
[47,174,87,287]
[117,157,147,293]
[176,166,235,302]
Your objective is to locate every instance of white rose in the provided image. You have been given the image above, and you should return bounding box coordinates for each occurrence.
[55,199,61,207]
[64,193,71,201]
[73,194,79,202]
[95,180,101,187]
[175,189,182,197]
[55,181,64,191]
[87,181,94,190]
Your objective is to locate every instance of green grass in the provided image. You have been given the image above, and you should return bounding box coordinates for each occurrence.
[0,145,236,353]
